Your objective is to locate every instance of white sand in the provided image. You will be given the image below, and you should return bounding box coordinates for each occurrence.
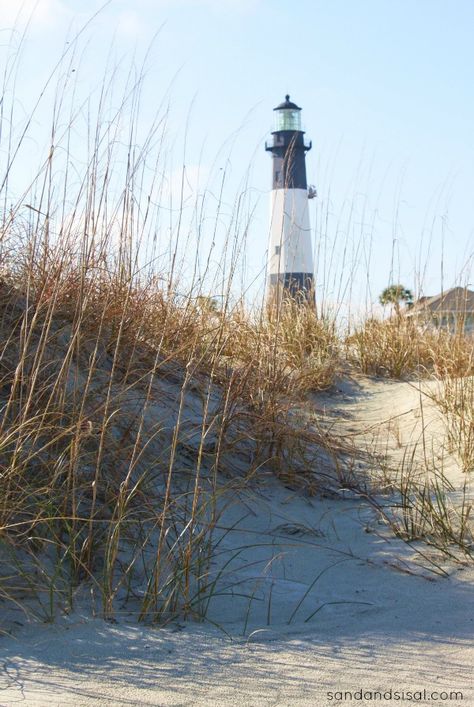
[1,376,473,706]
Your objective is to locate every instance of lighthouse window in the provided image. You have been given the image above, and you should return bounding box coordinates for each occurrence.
[275,245,281,255]
[275,109,301,131]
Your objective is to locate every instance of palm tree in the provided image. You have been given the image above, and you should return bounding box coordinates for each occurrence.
[379,284,414,317]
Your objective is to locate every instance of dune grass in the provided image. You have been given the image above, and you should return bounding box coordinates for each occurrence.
[346,315,474,379]
[0,238,342,623]
[0,31,344,625]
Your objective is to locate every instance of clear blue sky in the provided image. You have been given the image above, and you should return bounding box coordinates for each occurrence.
[1,0,474,317]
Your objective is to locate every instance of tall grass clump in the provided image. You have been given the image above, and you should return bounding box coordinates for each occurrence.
[347,315,474,379]
[433,374,474,473]
[0,32,341,625]
[369,457,474,565]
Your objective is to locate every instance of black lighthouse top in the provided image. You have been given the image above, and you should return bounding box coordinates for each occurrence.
[266,95,311,189]
[274,95,301,111]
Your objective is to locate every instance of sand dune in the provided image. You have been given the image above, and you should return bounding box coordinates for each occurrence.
[1,376,473,706]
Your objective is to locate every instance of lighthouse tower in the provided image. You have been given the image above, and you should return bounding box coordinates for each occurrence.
[265,95,314,306]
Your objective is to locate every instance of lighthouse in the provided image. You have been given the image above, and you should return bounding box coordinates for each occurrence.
[265,95,315,306]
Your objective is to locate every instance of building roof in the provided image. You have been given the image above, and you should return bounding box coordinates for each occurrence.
[409,287,474,315]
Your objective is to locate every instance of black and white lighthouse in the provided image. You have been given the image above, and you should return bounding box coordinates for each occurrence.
[265,95,315,305]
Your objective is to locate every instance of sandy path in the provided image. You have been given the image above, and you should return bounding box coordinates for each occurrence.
[1,620,472,706]
[1,377,473,706]
[317,376,447,466]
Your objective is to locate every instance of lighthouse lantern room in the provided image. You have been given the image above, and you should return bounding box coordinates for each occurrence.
[265,95,315,306]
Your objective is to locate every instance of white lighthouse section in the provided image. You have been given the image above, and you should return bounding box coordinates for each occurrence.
[267,188,313,281]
